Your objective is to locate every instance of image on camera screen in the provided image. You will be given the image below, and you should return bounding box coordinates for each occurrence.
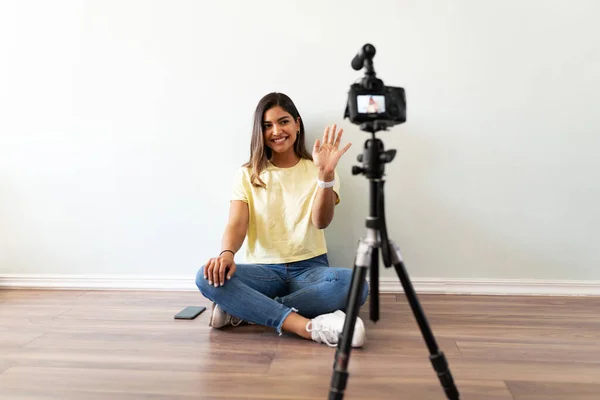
[357,95,386,114]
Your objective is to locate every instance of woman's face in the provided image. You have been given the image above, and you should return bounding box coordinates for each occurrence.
[262,106,300,155]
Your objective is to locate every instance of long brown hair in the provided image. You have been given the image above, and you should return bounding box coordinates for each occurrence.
[243,92,313,188]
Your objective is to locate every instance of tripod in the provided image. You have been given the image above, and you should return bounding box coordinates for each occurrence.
[328,125,460,400]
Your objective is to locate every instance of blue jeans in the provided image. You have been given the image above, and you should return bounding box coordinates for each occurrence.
[195,253,369,334]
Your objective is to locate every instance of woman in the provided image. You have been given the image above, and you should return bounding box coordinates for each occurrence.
[195,92,369,347]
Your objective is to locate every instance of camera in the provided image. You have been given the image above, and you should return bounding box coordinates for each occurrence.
[344,44,407,133]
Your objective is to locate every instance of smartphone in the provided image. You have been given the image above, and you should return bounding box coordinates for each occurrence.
[174,306,206,320]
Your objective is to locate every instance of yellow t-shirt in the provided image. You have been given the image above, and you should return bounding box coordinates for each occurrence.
[231,157,340,264]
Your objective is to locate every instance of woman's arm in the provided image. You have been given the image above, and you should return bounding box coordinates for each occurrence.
[221,200,249,254]
[312,170,337,229]
[204,200,248,286]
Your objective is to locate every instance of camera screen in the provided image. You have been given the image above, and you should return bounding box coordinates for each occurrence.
[357,95,386,114]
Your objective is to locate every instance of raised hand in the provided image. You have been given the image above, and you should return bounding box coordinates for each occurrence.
[313,124,352,173]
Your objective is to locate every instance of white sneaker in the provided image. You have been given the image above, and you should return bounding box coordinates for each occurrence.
[306,310,365,348]
[208,303,244,328]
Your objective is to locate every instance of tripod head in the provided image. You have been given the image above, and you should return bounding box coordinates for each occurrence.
[351,134,396,180]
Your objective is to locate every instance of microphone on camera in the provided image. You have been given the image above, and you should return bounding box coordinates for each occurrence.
[351,43,376,70]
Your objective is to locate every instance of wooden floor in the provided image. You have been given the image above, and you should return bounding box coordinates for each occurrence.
[1,290,600,400]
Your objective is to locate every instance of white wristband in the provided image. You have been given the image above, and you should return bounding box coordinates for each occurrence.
[317,179,335,188]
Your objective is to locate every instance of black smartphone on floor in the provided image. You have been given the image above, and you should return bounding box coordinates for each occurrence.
[174,306,207,320]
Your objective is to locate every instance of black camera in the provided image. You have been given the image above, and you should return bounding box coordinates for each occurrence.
[344,44,407,133]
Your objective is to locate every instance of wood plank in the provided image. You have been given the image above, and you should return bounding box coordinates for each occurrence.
[457,340,600,364]
[358,307,600,345]
[19,328,275,355]
[507,380,600,399]
[73,290,209,308]
[268,351,600,384]
[0,305,72,319]
[0,331,46,348]
[0,346,274,373]
[0,315,214,334]
[0,366,513,400]
[385,296,600,320]
[0,314,214,336]
[0,290,87,305]
[0,390,197,400]
[55,305,200,322]
[0,300,215,334]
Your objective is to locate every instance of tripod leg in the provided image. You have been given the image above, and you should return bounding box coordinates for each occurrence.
[389,240,460,400]
[328,240,371,400]
[369,246,379,323]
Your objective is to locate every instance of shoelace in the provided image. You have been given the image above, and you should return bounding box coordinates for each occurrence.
[306,321,339,347]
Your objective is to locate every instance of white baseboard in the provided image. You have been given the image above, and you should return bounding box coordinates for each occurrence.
[1,274,600,296]
[0,274,197,291]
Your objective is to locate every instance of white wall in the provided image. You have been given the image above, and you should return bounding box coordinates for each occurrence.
[1,0,599,283]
